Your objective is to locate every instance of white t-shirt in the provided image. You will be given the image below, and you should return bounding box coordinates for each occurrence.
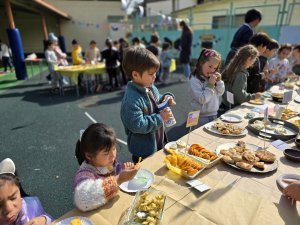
[268,56,291,81]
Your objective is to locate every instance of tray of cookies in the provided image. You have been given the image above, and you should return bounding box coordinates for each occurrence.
[204,121,248,137]
[215,141,278,173]
[164,149,206,179]
[186,144,222,168]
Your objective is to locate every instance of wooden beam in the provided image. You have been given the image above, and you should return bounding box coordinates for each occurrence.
[4,0,15,29]
[41,14,48,40]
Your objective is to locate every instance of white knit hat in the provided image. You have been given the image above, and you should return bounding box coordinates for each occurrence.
[48,32,58,42]
[0,158,15,175]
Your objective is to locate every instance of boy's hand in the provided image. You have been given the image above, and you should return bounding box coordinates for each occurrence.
[163,95,176,106]
[117,165,139,185]
[159,108,173,122]
[25,216,47,225]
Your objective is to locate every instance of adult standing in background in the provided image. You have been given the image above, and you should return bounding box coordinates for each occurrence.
[224,9,262,66]
[179,20,193,81]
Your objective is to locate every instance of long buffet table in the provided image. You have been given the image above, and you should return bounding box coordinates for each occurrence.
[52,85,300,225]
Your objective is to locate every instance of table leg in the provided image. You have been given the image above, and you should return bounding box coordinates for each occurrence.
[31,61,34,79]
[76,84,79,97]
[39,61,43,82]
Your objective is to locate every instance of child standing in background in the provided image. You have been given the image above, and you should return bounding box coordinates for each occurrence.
[0,158,52,225]
[189,49,224,126]
[45,40,59,92]
[101,38,120,90]
[74,123,139,212]
[269,44,294,84]
[85,40,100,64]
[120,47,176,163]
[160,42,172,85]
[222,45,261,108]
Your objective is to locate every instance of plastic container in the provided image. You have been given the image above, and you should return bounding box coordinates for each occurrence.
[157,98,176,127]
[127,189,166,225]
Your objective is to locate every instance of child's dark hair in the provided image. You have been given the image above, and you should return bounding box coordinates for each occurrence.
[245,9,262,23]
[132,37,140,45]
[222,45,259,83]
[72,39,78,45]
[266,39,279,50]
[0,173,20,189]
[249,32,271,48]
[75,123,117,165]
[191,48,221,79]
[90,40,96,45]
[47,40,54,47]
[122,47,160,79]
[278,43,292,54]
[162,42,170,51]
[293,45,300,52]
[150,35,159,44]
[0,172,28,197]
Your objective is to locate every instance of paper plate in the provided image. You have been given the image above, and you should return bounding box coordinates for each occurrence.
[249,99,264,105]
[294,96,300,104]
[119,169,154,193]
[164,141,189,152]
[276,174,300,189]
[56,217,93,225]
[220,114,243,123]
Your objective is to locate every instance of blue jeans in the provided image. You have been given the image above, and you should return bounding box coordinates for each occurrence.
[199,115,217,127]
[182,63,191,78]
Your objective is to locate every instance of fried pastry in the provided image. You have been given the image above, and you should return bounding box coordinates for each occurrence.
[255,150,276,163]
[232,154,243,162]
[242,150,256,163]
[253,161,265,170]
[176,140,187,148]
[223,155,234,164]
[236,162,253,171]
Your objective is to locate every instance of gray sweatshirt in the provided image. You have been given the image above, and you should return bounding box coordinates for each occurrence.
[189,75,225,117]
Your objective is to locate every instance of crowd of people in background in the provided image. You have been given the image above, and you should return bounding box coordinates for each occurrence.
[2,8,300,225]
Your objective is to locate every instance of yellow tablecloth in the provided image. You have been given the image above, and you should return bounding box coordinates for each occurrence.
[52,85,300,225]
[54,64,106,85]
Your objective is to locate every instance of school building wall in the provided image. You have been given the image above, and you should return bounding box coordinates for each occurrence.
[47,0,125,53]
[130,0,300,61]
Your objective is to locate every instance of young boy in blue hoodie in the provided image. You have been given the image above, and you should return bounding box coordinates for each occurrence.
[120,47,176,163]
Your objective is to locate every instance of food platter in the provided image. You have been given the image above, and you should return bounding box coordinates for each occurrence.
[248,117,299,141]
[204,121,248,137]
[164,151,206,179]
[127,189,166,225]
[215,142,278,173]
[220,113,243,123]
[186,143,222,168]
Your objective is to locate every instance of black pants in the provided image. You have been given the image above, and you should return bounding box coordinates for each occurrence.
[107,67,119,88]
[119,65,127,85]
[2,56,13,72]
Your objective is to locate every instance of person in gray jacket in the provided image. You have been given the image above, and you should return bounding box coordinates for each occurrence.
[189,49,224,126]
[222,45,261,109]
